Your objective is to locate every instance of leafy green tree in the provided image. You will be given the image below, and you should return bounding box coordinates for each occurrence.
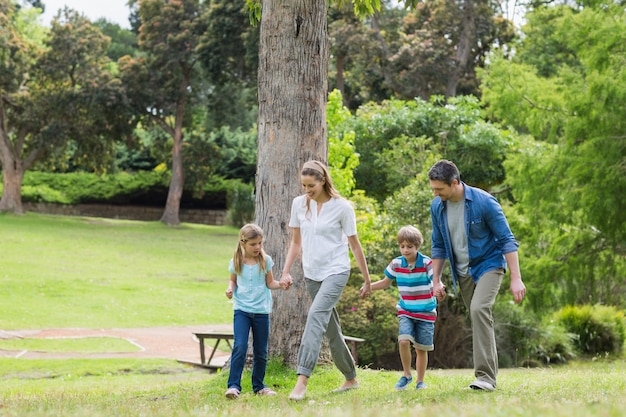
[119,0,209,225]
[197,0,259,131]
[94,19,138,62]
[480,2,626,309]
[0,3,132,213]
[349,95,508,201]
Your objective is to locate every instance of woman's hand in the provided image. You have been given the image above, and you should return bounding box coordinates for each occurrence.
[359,282,371,298]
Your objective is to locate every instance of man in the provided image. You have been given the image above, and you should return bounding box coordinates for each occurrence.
[428,159,526,391]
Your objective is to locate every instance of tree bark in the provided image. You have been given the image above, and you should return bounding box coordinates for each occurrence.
[0,157,25,214]
[160,76,189,226]
[257,0,329,366]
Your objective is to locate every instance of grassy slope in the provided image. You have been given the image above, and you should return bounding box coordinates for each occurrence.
[0,212,238,329]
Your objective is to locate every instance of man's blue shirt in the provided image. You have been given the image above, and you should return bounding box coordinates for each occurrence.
[430,182,519,286]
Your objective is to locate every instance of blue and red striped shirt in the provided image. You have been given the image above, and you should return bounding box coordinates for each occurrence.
[384,253,437,322]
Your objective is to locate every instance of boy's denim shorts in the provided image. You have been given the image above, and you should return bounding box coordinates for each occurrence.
[398,315,435,351]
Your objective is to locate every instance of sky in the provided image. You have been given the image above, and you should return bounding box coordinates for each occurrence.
[38,0,132,29]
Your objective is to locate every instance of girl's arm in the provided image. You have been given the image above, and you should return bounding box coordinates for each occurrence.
[279,227,301,289]
[225,273,237,299]
[265,269,281,290]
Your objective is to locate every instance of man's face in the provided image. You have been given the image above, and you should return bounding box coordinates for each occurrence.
[429,179,455,201]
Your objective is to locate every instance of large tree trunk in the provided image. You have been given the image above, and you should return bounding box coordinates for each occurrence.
[0,157,25,214]
[257,0,329,366]
[160,81,189,226]
[0,124,25,214]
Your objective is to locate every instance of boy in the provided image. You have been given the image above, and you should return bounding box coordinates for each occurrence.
[366,225,441,390]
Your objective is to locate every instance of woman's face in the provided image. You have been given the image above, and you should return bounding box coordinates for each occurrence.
[301,174,326,202]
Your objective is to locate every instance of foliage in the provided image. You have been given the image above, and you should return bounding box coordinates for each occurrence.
[94,18,137,62]
[0,3,134,211]
[554,305,626,357]
[348,95,510,202]
[480,1,626,310]
[207,126,257,184]
[494,301,576,367]
[337,277,400,368]
[198,0,259,131]
[327,89,359,197]
[227,180,255,228]
[14,170,168,205]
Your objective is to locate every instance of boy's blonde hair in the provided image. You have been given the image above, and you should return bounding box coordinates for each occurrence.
[232,223,267,275]
[397,225,423,249]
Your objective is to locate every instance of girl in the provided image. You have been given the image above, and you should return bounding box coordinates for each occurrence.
[224,223,285,399]
[279,160,372,401]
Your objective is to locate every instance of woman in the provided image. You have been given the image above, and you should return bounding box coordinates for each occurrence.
[280,160,372,401]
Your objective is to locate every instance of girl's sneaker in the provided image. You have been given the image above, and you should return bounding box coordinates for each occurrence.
[394,375,413,390]
[225,387,240,399]
[256,388,277,396]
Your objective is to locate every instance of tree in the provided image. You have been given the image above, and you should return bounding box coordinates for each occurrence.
[480,2,626,309]
[253,0,330,364]
[119,0,209,225]
[251,0,434,366]
[0,3,131,213]
[197,0,259,131]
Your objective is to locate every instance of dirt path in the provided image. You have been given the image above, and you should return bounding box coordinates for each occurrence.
[0,325,233,365]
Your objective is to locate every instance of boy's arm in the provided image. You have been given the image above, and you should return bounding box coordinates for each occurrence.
[225,273,237,299]
[369,276,392,291]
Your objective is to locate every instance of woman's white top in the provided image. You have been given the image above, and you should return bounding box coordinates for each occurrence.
[288,195,357,281]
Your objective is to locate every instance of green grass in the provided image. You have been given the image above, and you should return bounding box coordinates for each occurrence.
[0,212,239,329]
[0,358,624,417]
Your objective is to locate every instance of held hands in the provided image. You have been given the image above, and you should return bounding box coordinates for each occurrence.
[359,282,371,299]
[433,281,447,302]
[279,273,293,291]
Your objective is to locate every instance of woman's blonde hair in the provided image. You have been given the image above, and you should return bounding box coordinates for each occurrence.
[232,223,267,275]
[301,160,341,218]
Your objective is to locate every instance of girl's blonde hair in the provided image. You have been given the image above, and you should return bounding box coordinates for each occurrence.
[397,225,424,249]
[301,160,342,218]
[232,223,267,275]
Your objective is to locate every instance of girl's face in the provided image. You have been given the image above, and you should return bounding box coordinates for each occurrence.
[399,241,418,263]
[241,236,263,258]
[301,175,326,202]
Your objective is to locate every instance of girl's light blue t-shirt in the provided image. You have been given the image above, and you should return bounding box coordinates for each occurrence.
[228,255,274,314]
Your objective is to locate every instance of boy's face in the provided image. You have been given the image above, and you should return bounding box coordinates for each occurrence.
[398,241,418,263]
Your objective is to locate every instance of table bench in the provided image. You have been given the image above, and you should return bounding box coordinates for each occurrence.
[344,335,365,365]
[192,331,365,368]
[193,331,234,368]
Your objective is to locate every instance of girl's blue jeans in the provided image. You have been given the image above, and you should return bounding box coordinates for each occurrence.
[227,309,270,393]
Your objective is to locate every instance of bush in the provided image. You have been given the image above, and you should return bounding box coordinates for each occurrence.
[554,304,626,357]
[226,181,255,227]
[11,171,231,209]
[337,273,399,369]
[494,301,576,367]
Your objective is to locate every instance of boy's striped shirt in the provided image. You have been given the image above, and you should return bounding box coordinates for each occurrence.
[384,253,437,322]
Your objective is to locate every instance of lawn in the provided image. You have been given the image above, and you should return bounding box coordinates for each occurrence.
[1,212,624,417]
[0,212,239,329]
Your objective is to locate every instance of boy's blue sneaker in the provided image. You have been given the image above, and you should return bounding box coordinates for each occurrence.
[394,375,413,390]
[416,381,426,390]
